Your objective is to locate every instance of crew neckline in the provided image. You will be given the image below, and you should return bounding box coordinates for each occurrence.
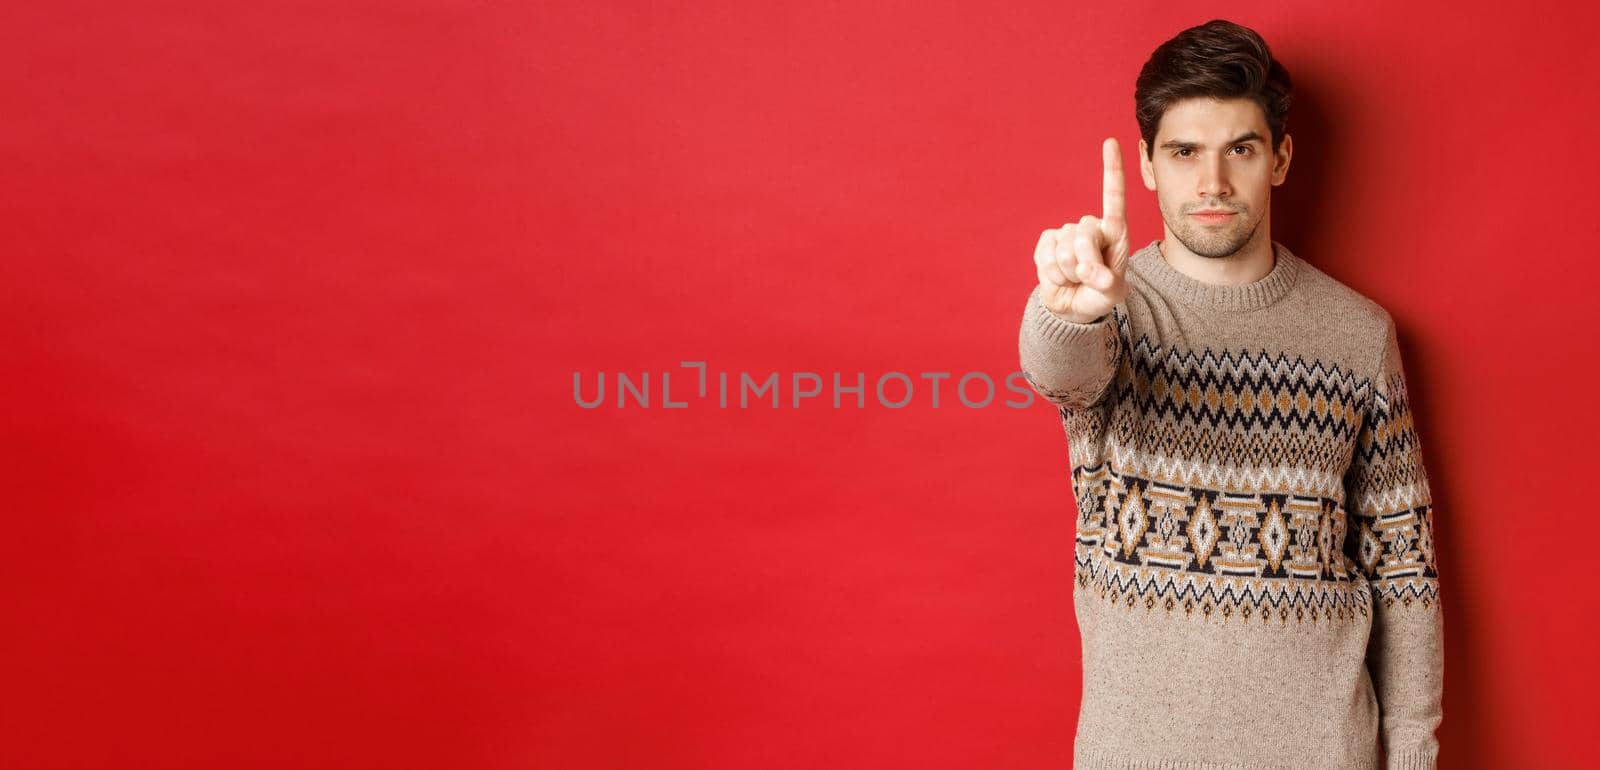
[1130,238,1302,312]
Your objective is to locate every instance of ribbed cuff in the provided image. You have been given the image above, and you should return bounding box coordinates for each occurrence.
[1027,287,1111,345]
[1386,749,1437,770]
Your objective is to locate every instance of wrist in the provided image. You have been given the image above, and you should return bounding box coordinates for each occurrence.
[1044,306,1109,325]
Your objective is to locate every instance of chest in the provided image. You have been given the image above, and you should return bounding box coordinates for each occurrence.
[1106,335,1369,482]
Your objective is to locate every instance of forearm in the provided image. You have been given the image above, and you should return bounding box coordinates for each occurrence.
[1369,592,1444,769]
[1017,285,1121,408]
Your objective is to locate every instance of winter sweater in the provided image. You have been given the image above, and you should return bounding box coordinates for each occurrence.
[1018,239,1443,770]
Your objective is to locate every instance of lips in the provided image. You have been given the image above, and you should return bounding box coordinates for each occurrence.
[1190,211,1237,224]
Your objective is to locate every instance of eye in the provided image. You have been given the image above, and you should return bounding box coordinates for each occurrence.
[1174,148,1193,158]
[1230,145,1253,155]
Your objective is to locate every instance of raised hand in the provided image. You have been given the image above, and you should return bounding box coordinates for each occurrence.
[1033,137,1133,323]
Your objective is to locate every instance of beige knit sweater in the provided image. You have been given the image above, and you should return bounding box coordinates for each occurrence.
[1018,239,1443,770]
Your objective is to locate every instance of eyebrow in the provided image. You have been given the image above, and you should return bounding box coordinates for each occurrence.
[1159,131,1266,150]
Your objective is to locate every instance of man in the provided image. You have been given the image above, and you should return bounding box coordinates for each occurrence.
[1018,19,1443,770]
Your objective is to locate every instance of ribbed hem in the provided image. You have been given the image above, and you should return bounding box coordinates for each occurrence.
[1026,286,1112,345]
[1385,749,1437,770]
[1129,239,1302,312]
[1074,746,1379,770]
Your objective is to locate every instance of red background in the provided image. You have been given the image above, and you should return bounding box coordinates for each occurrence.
[4,2,1596,768]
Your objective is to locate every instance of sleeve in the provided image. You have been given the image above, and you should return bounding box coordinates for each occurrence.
[1017,285,1123,409]
[1342,313,1444,770]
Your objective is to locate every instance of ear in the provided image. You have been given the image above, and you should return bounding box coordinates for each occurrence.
[1138,139,1157,191]
[1271,133,1293,186]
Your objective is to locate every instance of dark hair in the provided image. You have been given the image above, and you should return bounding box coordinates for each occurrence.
[1134,19,1292,159]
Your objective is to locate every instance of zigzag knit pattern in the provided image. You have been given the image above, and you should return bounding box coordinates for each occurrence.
[1063,324,1440,626]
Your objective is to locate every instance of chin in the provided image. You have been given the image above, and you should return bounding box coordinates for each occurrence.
[1172,228,1249,259]
[1193,239,1248,258]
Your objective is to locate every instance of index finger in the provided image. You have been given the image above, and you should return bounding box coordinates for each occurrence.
[1102,137,1125,225]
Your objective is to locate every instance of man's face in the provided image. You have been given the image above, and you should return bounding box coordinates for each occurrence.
[1138,96,1292,258]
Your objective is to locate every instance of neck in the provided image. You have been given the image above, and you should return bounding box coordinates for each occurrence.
[1157,223,1276,286]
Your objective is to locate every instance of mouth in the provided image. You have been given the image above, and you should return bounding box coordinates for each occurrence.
[1189,211,1238,225]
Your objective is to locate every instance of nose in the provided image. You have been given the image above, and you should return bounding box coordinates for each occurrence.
[1198,154,1231,198]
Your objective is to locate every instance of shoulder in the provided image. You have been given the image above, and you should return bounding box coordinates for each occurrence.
[1287,248,1394,347]
[1281,248,1405,383]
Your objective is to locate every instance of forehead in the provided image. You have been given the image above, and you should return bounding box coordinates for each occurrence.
[1155,97,1269,142]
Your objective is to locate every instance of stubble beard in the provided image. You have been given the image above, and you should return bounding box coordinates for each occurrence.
[1161,200,1263,259]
